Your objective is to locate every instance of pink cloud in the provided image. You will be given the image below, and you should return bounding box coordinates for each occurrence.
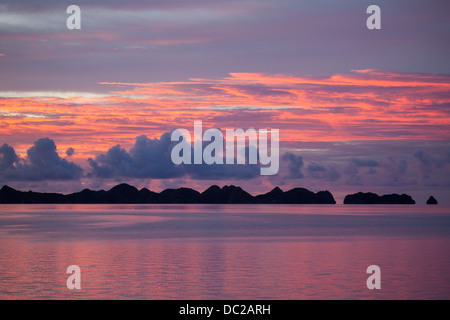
[2,70,449,161]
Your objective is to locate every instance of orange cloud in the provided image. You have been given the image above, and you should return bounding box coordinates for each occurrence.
[1,70,449,160]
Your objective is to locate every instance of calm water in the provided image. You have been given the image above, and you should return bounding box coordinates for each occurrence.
[0,204,449,300]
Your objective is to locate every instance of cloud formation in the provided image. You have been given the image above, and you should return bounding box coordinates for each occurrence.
[1,70,449,156]
[88,133,184,179]
[352,158,379,168]
[282,152,304,179]
[66,147,75,156]
[0,138,82,181]
[88,132,262,180]
[0,143,18,171]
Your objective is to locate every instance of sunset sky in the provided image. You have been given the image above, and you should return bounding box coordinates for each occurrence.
[1,0,449,203]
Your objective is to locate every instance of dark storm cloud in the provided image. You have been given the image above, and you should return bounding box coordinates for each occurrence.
[279,151,342,182]
[88,132,262,180]
[0,138,82,181]
[414,149,450,168]
[0,143,18,170]
[186,144,261,180]
[66,147,75,156]
[352,158,379,167]
[414,150,432,166]
[88,133,185,179]
[281,152,304,179]
[307,163,327,172]
[413,149,450,180]
[186,163,260,180]
[306,163,341,182]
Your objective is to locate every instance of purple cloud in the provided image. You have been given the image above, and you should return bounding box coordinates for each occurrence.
[0,138,82,181]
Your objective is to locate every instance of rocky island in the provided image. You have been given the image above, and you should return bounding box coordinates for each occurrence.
[343,192,415,204]
[0,184,336,204]
[426,196,438,205]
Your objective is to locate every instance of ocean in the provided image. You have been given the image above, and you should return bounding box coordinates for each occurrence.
[0,204,449,299]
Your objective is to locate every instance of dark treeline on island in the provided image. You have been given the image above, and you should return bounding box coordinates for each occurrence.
[0,184,336,204]
[0,184,426,205]
[344,192,415,204]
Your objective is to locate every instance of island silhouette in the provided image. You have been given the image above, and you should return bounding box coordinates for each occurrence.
[0,184,420,205]
[343,192,415,204]
[426,196,438,205]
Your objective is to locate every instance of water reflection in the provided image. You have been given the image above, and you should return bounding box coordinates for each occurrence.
[0,204,449,299]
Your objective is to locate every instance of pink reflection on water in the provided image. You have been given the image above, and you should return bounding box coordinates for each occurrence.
[0,204,449,299]
[1,236,449,299]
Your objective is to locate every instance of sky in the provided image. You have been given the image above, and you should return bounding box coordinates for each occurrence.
[0,0,449,203]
